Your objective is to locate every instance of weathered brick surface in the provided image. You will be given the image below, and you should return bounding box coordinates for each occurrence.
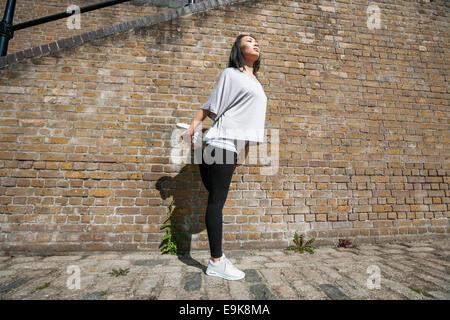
[0,0,449,254]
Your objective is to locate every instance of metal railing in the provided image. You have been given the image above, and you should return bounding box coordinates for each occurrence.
[0,0,194,56]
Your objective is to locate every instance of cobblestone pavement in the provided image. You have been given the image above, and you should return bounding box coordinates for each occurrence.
[0,238,449,300]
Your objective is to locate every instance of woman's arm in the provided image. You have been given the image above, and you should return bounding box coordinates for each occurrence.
[188,109,211,132]
[236,142,250,167]
[180,109,211,147]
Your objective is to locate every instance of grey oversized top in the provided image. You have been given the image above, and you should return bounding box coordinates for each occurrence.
[200,67,267,146]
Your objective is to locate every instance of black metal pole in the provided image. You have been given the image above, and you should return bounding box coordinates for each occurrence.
[0,0,16,56]
[13,0,132,31]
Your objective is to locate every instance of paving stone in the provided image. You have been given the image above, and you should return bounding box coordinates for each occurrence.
[249,283,275,300]
[0,277,33,294]
[334,278,370,299]
[329,251,359,259]
[263,262,292,268]
[10,262,60,271]
[185,265,206,273]
[318,284,351,300]
[381,249,405,254]
[164,272,183,287]
[380,244,409,250]
[243,269,262,283]
[419,256,450,267]
[330,264,403,300]
[265,254,309,262]
[272,285,298,299]
[228,279,251,299]
[0,237,448,300]
[83,254,121,260]
[106,292,131,300]
[411,269,450,290]
[42,256,83,262]
[279,268,299,280]
[270,253,326,262]
[259,268,285,287]
[32,287,62,300]
[0,270,17,279]
[83,291,105,300]
[314,247,338,254]
[84,274,120,292]
[89,260,131,273]
[409,257,447,273]
[132,259,165,267]
[381,277,428,300]
[313,265,369,299]
[9,257,42,263]
[239,255,270,263]
[203,273,226,287]
[400,242,431,248]
[330,257,361,265]
[297,267,329,284]
[158,287,177,299]
[382,260,414,273]
[121,253,157,260]
[135,275,160,297]
[225,250,249,258]
[177,291,205,300]
[406,247,435,252]
[405,252,436,260]
[427,291,450,300]
[184,272,202,291]
[144,266,183,273]
[204,279,231,299]
[254,250,286,257]
[291,279,329,299]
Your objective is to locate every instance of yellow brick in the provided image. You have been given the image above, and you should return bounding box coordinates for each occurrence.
[89,189,113,197]
[224,233,236,241]
[115,225,141,233]
[66,171,86,179]
[249,233,260,240]
[49,137,70,144]
[373,205,392,212]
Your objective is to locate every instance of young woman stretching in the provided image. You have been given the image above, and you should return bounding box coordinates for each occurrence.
[182,34,267,280]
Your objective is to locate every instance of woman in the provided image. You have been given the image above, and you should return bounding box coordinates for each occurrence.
[181,34,267,281]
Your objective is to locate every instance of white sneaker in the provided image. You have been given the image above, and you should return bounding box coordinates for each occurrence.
[206,253,245,281]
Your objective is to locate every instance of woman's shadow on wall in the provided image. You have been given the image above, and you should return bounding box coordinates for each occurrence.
[155,137,210,273]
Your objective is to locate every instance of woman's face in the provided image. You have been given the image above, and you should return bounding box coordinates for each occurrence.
[240,36,259,62]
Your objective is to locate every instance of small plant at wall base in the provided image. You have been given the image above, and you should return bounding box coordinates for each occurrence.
[337,238,358,249]
[159,199,181,255]
[34,282,50,292]
[108,268,130,277]
[286,232,315,254]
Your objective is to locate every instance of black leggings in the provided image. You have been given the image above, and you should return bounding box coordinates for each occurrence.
[198,145,237,258]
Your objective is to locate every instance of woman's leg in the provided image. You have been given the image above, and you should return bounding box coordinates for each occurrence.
[199,158,210,192]
[203,147,237,259]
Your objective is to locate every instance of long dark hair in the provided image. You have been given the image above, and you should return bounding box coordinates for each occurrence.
[228,34,261,78]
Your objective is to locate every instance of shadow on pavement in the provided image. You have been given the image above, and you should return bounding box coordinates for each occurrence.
[155,139,210,273]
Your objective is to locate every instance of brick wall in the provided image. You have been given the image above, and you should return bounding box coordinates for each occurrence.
[0,0,449,254]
